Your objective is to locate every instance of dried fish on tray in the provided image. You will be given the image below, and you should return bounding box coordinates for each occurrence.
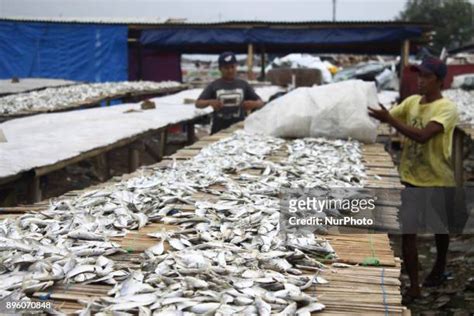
[443,89,474,125]
[0,131,367,314]
[0,80,183,116]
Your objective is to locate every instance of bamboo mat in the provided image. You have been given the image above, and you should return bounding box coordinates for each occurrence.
[1,121,407,315]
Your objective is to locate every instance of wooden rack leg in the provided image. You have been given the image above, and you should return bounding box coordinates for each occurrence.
[94,153,110,181]
[186,122,195,145]
[159,130,168,159]
[128,142,142,173]
[28,175,42,203]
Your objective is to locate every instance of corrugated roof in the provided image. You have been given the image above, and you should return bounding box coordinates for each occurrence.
[0,16,432,29]
[0,16,180,24]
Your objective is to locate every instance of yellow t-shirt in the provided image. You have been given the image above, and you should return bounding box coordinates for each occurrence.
[389,95,458,187]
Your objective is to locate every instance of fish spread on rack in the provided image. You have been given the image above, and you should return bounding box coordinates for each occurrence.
[0,81,183,116]
[0,131,367,314]
[443,89,474,125]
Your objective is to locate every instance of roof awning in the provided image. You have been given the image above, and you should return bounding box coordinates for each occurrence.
[139,23,430,55]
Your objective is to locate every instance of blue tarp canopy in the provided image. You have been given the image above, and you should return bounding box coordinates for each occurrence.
[0,21,128,82]
[140,25,426,55]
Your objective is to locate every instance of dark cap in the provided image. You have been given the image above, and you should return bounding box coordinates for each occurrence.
[410,57,447,80]
[218,52,237,67]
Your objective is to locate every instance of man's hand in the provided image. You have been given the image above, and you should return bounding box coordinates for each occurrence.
[207,100,224,111]
[242,100,264,112]
[369,103,444,144]
[368,104,391,123]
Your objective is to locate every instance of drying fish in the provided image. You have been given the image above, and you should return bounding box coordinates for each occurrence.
[443,89,474,125]
[0,130,371,313]
[0,81,183,116]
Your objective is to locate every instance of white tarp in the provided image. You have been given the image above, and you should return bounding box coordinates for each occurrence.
[0,86,283,180]
[245,80,381,143]
[0,94,211,180]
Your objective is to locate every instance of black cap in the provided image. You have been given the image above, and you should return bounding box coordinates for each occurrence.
[410,56,447,80]
[218,52,237,67]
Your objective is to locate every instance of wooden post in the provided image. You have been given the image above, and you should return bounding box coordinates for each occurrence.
[137,43,143,81]
[186,121,195,145]
[159,129,168,159]
[399,40,410,84]
[28,175,42,203]
[128,142,141,173]
[94,153,110,181]
[260,45,266,81]
[453,127,465,187]
[247,43,254,80]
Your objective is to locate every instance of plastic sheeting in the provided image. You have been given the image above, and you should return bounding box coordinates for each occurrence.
[0,86,283,179]
[0,21,128,82]
[245,80,380,143]
[141,26,423,47]
[0,95,212,180]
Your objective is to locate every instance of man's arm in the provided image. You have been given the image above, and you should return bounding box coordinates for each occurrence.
[242,83,264,111]
[369,104,443,144]
[195,99,223,110]
[195,83,223,111]
[242,99,264,111]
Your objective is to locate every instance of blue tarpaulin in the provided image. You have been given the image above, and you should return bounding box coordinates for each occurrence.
[0,21,128,82]
[140,26,424,54]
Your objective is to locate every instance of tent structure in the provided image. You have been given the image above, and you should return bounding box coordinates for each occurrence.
[0,18,432,83]
[137,21,432,56]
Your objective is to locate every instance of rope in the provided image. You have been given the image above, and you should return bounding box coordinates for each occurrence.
[362,235,380,266]
[381,267,389,316]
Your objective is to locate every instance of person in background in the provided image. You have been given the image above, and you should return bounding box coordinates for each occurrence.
[195,52,264,134]
[368,57,459,302]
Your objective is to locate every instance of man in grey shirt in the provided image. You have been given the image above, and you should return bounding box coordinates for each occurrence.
[195,52,264,134]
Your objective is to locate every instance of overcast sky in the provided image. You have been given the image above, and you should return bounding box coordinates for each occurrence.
[0,0,415,22]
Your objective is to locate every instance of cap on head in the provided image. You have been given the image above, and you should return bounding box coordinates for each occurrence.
[410,56,447,80]
[218,52,237,67]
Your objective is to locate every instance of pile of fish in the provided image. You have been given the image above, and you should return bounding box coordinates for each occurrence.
[0,81,183,116]
[0,131,367,314]
[443,89,474,125]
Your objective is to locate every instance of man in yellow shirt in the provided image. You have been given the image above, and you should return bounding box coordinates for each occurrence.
[369,57,458,301]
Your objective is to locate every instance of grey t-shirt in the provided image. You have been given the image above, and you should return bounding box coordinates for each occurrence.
[198,78,261,120]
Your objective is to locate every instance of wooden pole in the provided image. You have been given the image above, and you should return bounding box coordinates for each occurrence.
[247,43,254,80]
[137,43,143,81]
[186,122,195,145]
[453,127,465,187]
[94,153,110,181]
[159,129,168,160]
[128,142,141,173]
[260,45,266,81]
[399,40,410,84]
[28,175,42,203]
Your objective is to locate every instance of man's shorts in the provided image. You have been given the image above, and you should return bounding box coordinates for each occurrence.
[400,183,468,234]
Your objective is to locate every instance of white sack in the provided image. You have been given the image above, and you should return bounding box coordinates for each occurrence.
[244,80,380,143]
